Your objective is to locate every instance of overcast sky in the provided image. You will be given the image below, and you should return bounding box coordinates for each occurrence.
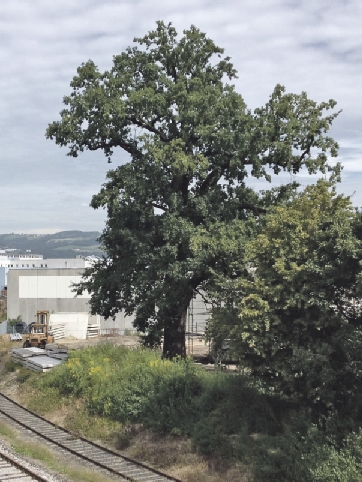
[0,0,361,234]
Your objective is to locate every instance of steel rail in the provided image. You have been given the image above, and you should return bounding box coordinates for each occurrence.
[0,448,50,481]
[0,392,182,482]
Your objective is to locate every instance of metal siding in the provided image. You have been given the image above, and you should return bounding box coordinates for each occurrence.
[19,275,89,299]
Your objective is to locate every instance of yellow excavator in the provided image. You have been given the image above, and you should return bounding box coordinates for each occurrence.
[23,310,54,349]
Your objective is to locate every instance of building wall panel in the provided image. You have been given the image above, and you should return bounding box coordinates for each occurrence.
[19,276,89,299]
[7,268,135,334]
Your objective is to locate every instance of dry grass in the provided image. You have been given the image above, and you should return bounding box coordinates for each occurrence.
[0,336,24,395]
[122,428,253,482]
[173,462,252,482]
[0,335,14,357]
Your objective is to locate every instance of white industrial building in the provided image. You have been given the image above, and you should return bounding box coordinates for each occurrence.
[4,258,211,343]
[0,251,96,292]
[7,267,135,338]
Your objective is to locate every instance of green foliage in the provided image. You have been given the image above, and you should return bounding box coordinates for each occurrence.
[47,21,341,358]
[311,431,362,481]
[209,180,362,419]
[16,367,32,383]
[7,315,22,327]
[192,416,233,457]
[27,344,362,478]
[4,359,21,373]
[251,422,362,482]
[40,344,281,439]
[64,409,122,442]
[25,386,66,414]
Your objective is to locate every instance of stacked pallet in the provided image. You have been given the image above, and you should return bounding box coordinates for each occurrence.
[49,323,66,340]
[11,347,44,364]
[87,324,100,338]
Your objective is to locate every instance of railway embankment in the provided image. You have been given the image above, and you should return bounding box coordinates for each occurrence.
[2,334,362,481]
[1,335,250,482]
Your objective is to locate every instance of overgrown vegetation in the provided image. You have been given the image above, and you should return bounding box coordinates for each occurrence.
[0,419,116,482]
[4,359,21,373]
[41,20,362,476]
[207,181,362,423]
[19,343,362,481]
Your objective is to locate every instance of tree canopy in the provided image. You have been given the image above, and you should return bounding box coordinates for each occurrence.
[47,21,341,357]
[208,180,362,416]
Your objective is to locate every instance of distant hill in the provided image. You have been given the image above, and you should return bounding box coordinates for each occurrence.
[0,231,104,259]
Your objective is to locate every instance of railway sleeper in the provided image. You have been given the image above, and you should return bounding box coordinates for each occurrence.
[136,476,170,481]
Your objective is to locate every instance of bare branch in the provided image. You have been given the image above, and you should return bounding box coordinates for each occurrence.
[126,116,169,141]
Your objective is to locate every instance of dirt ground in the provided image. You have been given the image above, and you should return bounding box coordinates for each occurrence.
[2,332,210,354]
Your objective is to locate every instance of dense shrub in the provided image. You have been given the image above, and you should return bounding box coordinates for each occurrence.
[43,345,282,439]
[36,344,362,479]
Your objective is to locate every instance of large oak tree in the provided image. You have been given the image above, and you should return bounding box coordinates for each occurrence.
[47,21,340,358]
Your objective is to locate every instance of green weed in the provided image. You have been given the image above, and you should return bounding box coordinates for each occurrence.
[4,359,21,373]
[20,344,362,480]
[16,367,32,383]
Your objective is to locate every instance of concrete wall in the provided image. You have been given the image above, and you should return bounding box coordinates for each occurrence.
[7,268,135,334]
[7,268,90,324]
[101,311,136,334]
[0,321,7,335]
[0,258,88,291]
[187,294,211,334]
[0,267,7,292]
[50,312,97,339]
[7,268,210,337]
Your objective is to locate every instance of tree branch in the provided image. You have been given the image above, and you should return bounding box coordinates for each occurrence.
[126,116,169,141]
[238,203,266,215]
[88,138,141,158]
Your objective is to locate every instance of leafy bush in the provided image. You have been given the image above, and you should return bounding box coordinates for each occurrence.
[32,344,362,479]
[209,181,362,422]
[41,345,281,438]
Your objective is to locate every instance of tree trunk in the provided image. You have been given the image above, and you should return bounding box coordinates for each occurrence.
[162,307,187,359]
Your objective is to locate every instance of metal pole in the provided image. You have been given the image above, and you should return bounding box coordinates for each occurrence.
[191,298,194,355]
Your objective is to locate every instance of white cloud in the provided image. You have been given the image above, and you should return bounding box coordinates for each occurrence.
[0,0,361,233]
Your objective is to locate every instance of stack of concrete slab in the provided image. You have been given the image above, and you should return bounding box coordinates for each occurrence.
[49,313,89,340]
[46,344,68,360]
[11,346,68,372]
[12,347,44,364]
[24,355,62,373]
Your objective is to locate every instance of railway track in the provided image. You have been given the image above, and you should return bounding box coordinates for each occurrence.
[0,448,50,481]
[0,392,182,482]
